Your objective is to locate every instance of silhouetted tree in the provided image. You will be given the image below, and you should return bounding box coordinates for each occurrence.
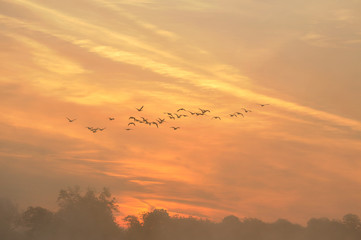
[141,209,171,240]
[306,217,349,240]
[218,215,242,240]
[4,187,361,240]
[343,214,361,230]
[20,206,54,239]
[123,215,143,240]
[54,187,123,240]
[0,198,20,240]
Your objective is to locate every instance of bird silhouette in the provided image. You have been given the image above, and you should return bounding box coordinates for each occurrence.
[212,116,221,120]
[125,128,134,131]
[128,122,136,126]
[157,118,166,124]
[109,117,115,120]
[177,108,187,112]
[170,127,180,130]
[235,112,244,117]
[258,104,270,107]
[141,117,149,122]
[241,108,252,113]
[86,127,95,132]
[136,106,144,111]
[66,117,76,122]
[199,108,210,114]
[151,122,159,128]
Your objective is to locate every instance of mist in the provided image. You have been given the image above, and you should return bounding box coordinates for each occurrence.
[1,188,360,240]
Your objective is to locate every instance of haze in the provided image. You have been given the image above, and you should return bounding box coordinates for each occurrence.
[1,0,361,226]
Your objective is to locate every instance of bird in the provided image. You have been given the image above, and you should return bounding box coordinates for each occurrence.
[258,104,270,107]
[199,108,210,114]
[151,122,159,128]
[177,108,187,112]
[86,127,97,133]
[109,117,115,120]
[90,128,99,133]
[170,127,180,130]
[241,108,252,113]
[174,113,182,118]
[136,106,144,111]
[125,128,134,131]
[128,122,136,126]
[66,117,76,122]
[235,112,244,117]
[229,114,237,117]
[141,117,148,122]
[212,116,221,120]
[129,116,137,121]
[168,115,175,120]
[157,118,165,124]
[188,111,196,115]
[98,128,106,131]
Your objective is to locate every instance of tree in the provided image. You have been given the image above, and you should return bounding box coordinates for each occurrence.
[0,198,19,240]
[55,187,122,240]
[141,209,171,240]
[20,206,54,239]
[343,214,361,230]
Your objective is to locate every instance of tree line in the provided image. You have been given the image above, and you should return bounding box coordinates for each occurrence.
[1,187,360,240]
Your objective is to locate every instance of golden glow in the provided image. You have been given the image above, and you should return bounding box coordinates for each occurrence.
[1,0,361,225]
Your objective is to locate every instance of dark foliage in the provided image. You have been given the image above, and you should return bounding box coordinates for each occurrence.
[1,188,361,240]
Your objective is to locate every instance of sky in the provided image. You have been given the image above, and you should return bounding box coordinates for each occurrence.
[1,0,361,225]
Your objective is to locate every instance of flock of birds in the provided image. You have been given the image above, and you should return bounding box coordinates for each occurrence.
[66,104,270,133]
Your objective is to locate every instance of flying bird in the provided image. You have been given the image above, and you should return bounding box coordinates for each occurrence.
[241,108,252,113]
[125,128,134,131]
[86,127,95,132]
[170,127,180,130]
[66,117,76,122]
[109,117,115,120]
[90,128,99,133]
[151,122,159,128]
[177,108,187,112]
[199,108,210,114]
[258,104,270,107]
[212,116,221,120]
[98,128,106,131]
[136,106,144,111]
[141,117,149,123]
[235,112,244,117]
[157,118,165,124]
[128,122,136,126]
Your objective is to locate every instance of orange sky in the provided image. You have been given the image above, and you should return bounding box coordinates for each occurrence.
[1,0,361,225]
